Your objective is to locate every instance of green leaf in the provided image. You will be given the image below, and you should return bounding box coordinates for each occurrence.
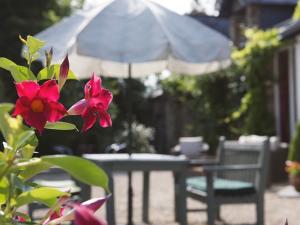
[0,105,15,142]
[0,103,14,113]
[26,35,45,54]
[22,142,38,159]
[0,177,9,204]
[45,122,78,131]
[15,187,69,208]
[0,58,36,82]
[14,130,36,150]
[37,64,77,81]
[0,57,17,71]
[9,65,36,82]
[18,159,52,181]
[42,155,109,191]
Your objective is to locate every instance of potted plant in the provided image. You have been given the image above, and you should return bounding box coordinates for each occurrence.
[286,123,300,192]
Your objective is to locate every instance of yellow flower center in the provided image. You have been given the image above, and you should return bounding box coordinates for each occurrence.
[31,99,44,113]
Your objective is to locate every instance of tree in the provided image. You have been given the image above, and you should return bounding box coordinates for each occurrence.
[0,0,83,101]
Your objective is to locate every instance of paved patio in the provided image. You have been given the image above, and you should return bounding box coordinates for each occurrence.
[93,171,300,225]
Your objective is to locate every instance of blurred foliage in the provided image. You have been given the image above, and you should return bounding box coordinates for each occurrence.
[288,123,300,162]
[293,0,300,20]
[160,67,244,151]
[116,122,155,153]
[231,28,280,136]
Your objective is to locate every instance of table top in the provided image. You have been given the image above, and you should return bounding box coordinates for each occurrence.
[84,153,188,161]
[83,153,189,171]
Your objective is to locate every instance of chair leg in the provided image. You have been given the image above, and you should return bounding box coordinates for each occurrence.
[256,197,264,225]
[216,204,221,221]
[142,171,150,223]
[206,172,215,225]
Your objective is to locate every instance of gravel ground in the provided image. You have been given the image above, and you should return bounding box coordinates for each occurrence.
[92,171,300,225]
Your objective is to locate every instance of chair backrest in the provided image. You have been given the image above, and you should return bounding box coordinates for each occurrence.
[217,137,269,192]
[179,136,203,158]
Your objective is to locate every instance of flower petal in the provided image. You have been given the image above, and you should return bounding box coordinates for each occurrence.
[74,205,107,225]
[24,111,47,134]
[99,88,113,109]
[82,196,109,212]
[15,81,39,100]
[82,109,97,132]
[45,101,67,122]
[84,74,101,99]
[68,99,87,116]
[39,80,60,101]
[42,208,64,225]
[98,110,112,128]
[88,89,113,111]
[12,97,30,117]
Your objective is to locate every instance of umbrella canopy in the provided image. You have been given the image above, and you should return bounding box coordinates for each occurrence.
[34,0,231,78]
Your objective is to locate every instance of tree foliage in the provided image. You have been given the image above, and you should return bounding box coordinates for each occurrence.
[293,0,300,21]
[231,28,281,135]
[160,68,243,151]
[288,123,300,162]
[0,0,83,102]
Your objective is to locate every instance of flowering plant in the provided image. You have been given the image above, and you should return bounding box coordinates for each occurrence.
[287,123,300,177]
[285,161,300,176]
[0,35,112,224]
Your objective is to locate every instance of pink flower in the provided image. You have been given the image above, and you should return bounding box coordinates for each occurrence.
[43,197,108,225]
[74,204,107,225]
[58,54,69,90]
[68,74,113,132]
[17,216,26,222]
[13,80,66,133]
[42,208,64,225]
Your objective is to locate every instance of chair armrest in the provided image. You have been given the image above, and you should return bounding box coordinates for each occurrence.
[203,164,261,173]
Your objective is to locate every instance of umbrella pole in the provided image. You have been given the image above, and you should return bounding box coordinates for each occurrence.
[127,63,134,225]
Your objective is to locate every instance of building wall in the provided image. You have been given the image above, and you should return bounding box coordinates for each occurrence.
[274,38,300,139]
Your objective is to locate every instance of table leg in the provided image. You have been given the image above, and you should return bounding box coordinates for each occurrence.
[177,171,187,225]
[142,171,150,223]
[76,181,91,201]
[173,172,180,222]
[106,170,115,225]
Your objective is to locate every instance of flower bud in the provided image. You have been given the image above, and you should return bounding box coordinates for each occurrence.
[45,47,53,67]
[58,54,69,90]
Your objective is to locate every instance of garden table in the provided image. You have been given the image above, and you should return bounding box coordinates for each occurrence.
[83,153,189,225]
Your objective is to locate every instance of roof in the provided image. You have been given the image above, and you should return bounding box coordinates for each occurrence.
[189,15,230,38]
[278,19,300,40]
[217,0,297,17]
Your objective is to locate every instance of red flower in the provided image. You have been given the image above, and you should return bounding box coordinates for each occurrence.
[42,208,64,225]
[13,80,66,133]
[17,216,26,222]
[68,74,112,132]
[74,204,107,225]
[42,196,108,225]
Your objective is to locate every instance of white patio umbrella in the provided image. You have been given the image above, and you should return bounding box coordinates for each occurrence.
[30,1,231,224]
[34,0,231,78]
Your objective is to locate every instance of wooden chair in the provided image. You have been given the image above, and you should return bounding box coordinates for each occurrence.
[186,137,269,225]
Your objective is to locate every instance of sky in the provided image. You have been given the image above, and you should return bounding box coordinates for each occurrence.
[84,0,217,15]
